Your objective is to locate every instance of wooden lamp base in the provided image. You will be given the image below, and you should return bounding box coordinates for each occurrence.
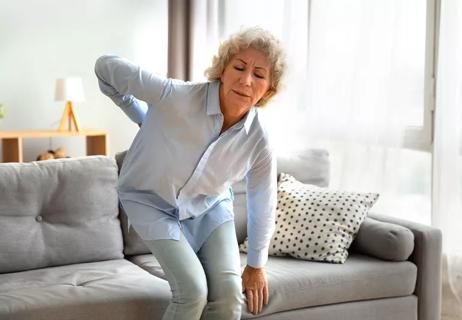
[58,101,81,132]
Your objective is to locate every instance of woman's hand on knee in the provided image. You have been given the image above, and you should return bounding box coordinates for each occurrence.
[241,265,269,315]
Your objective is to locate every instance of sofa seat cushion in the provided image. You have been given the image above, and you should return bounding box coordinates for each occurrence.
[242,253,417,318]
[129,252,417,318]
[128,254,166,280]
[0,259,171,320]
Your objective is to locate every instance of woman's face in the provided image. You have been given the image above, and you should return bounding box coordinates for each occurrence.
[220,47,272,112]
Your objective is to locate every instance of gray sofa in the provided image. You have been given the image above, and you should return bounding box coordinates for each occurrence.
[0,154,442,320]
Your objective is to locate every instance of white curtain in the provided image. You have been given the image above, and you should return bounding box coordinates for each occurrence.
[433,0,462,318]
[283,0,431,226]
[191,0,431,224]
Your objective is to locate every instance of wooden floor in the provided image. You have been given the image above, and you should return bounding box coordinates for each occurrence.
[441,258,462,320]
[442,315,462,320]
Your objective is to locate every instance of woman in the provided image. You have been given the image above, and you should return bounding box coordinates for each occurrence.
[95,27,286,320]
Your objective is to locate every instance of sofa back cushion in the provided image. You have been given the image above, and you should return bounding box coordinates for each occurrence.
[0,156,123,273]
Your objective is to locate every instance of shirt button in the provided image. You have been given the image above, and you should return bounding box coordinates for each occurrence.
[35,215,43,222]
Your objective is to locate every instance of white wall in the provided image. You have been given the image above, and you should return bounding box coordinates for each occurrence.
[0,0,168,161]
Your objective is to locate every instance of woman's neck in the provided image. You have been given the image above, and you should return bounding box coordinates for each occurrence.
[219,85,251,134]
[220,107,248,134]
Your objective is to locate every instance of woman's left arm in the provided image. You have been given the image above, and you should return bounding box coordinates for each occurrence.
[242,148,277,314]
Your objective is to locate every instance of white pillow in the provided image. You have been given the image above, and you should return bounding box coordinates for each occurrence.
[240,173,379,263]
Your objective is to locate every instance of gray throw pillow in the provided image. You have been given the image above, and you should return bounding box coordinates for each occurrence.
[240,173,379,263]
[351,217,414,261]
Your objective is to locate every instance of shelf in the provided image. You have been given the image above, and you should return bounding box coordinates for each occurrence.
[0,129,108,163]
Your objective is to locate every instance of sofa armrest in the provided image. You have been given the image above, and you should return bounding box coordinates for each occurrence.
[368,212,442,320]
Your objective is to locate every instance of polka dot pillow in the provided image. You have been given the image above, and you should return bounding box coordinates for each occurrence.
[240,173,379,263]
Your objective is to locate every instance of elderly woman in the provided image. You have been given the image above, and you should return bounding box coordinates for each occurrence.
[95,27,286,320]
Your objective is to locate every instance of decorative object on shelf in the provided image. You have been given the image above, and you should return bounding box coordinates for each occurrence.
[0,103,5,119]
[36,151,55,161]
[54,77,85,132]
[36,147,69,161]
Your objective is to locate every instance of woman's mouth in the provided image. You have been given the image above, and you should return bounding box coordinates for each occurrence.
[232,89,250,98]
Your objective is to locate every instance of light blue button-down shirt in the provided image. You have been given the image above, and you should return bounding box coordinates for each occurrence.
[95,55,276,267]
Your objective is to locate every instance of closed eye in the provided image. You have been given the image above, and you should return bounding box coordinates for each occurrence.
[234,65,266,79]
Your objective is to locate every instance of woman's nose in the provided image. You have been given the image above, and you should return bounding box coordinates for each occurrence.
[239,71,252,86]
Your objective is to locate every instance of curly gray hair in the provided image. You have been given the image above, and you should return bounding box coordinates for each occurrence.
[204,26,286,107]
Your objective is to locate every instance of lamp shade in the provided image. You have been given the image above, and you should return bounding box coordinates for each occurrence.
[54,77,85,102]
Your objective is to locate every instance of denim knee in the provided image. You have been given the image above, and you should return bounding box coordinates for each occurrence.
[175,276,208,307]
[210,275,243,314]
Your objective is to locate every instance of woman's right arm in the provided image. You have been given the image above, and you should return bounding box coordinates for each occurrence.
[94,55,171,125]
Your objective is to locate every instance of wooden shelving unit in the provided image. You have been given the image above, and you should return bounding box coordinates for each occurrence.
[0,129,108,163]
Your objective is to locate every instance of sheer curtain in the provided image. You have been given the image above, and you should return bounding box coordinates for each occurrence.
[287,0,431,225]
[190,0,431,224]
[433,0,462,318]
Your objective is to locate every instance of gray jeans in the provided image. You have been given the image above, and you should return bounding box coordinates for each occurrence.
[144,220,244,320]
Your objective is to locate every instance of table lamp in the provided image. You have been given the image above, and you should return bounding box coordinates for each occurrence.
[55,77,85,132]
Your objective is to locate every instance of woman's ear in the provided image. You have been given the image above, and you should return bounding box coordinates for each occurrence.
[257,88,275,106]
[262,87,275,100]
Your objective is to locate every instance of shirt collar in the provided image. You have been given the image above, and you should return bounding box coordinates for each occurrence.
[241,107,257,134]
[206,81,257,135]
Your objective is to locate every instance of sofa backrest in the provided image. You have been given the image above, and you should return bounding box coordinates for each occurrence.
[0,156,123,273]
[116,149,330,254]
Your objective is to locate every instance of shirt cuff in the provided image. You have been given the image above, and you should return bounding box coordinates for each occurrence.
[246,247,269,268]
